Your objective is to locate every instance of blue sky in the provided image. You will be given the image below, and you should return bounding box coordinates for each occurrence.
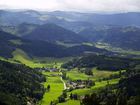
[0,0,140,12]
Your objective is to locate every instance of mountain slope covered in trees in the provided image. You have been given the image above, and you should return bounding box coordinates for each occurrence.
[79,26,140,50]
[0,60,46,105]
[0,30,110,58]
[23,23,86,43]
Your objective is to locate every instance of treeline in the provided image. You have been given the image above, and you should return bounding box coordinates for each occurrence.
[0,30,110,58]
[0,60,46,105]
[80,65,140,105]
[62,54,140,71]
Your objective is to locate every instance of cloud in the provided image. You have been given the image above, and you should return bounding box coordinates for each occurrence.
[0,0,140,12]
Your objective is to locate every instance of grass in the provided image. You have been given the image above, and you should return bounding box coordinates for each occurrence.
[65,68,120,97]
[56,41,80,47]
[40,72,64,105]
[33,57,73,68]
[82,42,94,46]
[67,69,90,80]
[40,68,119,105]
[11,49,72,68]
[58,100,80,105]
[67,68,120,81]
[95,42,140,55]
[92,68,120,80]
[69,78,120,96]
[0,48,123,105]
[11,49,47,68]
[9,39,23,45]
[62,67,120,105]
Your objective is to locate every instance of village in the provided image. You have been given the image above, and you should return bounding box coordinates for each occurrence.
[66,79,95,90]
[35,67,95,90]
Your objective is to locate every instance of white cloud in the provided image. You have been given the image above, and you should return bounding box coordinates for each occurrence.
[0,0,140,12]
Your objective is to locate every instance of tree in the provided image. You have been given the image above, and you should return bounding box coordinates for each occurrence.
[47,85,50,91]
[70,93,73,100]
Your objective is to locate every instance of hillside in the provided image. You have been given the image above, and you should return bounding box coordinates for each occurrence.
[79,26,140,50]
[0,10,140,51]
[23,23,85,43]
[62,54,140,71]
[1,10,140,26]
[0,30,110,58]
[0,60,46,105]
[0,31,17,58]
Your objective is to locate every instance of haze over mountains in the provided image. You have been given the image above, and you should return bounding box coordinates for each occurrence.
[1,10,140,26]
[0,9,140,59]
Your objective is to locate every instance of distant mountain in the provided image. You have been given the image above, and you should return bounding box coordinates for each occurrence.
[0,10,140,51]
[50,11,140,26]
[0,30,64,58]
[0,10,41,25]
[0,31,24,57]
[0,23,39,37]
[79,26,140,50]
[102,26,140,50]
[45,11,140,26]
[23,23,86,43]
[0,10,140,26]
[0,30,109,58]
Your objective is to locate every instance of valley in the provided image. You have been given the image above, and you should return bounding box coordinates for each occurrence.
[0,53,135,105]
[0,9,140,105]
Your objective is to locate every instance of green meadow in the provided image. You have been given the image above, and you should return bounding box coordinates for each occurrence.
[40,72,64,105]
[1,49,122,105]
[58,100,80,105]
[10,49,72,68]
[68,78,119,96]
[40,66,120,105]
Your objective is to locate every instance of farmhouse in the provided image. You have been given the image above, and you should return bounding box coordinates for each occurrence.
[66,80,95,89]
[35,67,59,72]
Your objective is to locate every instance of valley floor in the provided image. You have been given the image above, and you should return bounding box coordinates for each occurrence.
[40,72,64,105]
[39,68,121,105]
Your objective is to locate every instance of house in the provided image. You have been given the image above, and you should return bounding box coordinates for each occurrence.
[66,80,94,90]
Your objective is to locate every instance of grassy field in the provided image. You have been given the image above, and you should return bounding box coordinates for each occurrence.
[11,49,47,68]
[9,39,23,45]
[40,68,120,105]
[67,68,120,81]
[67,69,90,80]
[58,100,80,105]
[40,72,64,105]
[11,49,72,68]
[0,49,122,105]
[95,42,140,56]
[92,68,120,80]
[57,68,121,105]
[68,78,119,96]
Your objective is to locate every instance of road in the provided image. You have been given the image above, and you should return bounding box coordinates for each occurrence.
[60,77,67,90]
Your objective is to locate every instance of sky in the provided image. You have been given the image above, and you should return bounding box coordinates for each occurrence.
[0,0,140,12]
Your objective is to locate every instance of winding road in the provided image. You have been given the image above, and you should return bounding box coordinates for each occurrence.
[60,77,67,90]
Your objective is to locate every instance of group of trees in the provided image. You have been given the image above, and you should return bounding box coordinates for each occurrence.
[80,65,140,105]
[62,54,140,105]
[62,54,140,71]
[0,60,46,105]
[0,30,110,59]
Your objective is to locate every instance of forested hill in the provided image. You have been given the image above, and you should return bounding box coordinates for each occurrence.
[62,54,140,71]
[23,23,86,43]
[0,60,46,105]
[0,10,140,26]
[79,26,140,50]
[0,30,111,58]
[80,65,140,105]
